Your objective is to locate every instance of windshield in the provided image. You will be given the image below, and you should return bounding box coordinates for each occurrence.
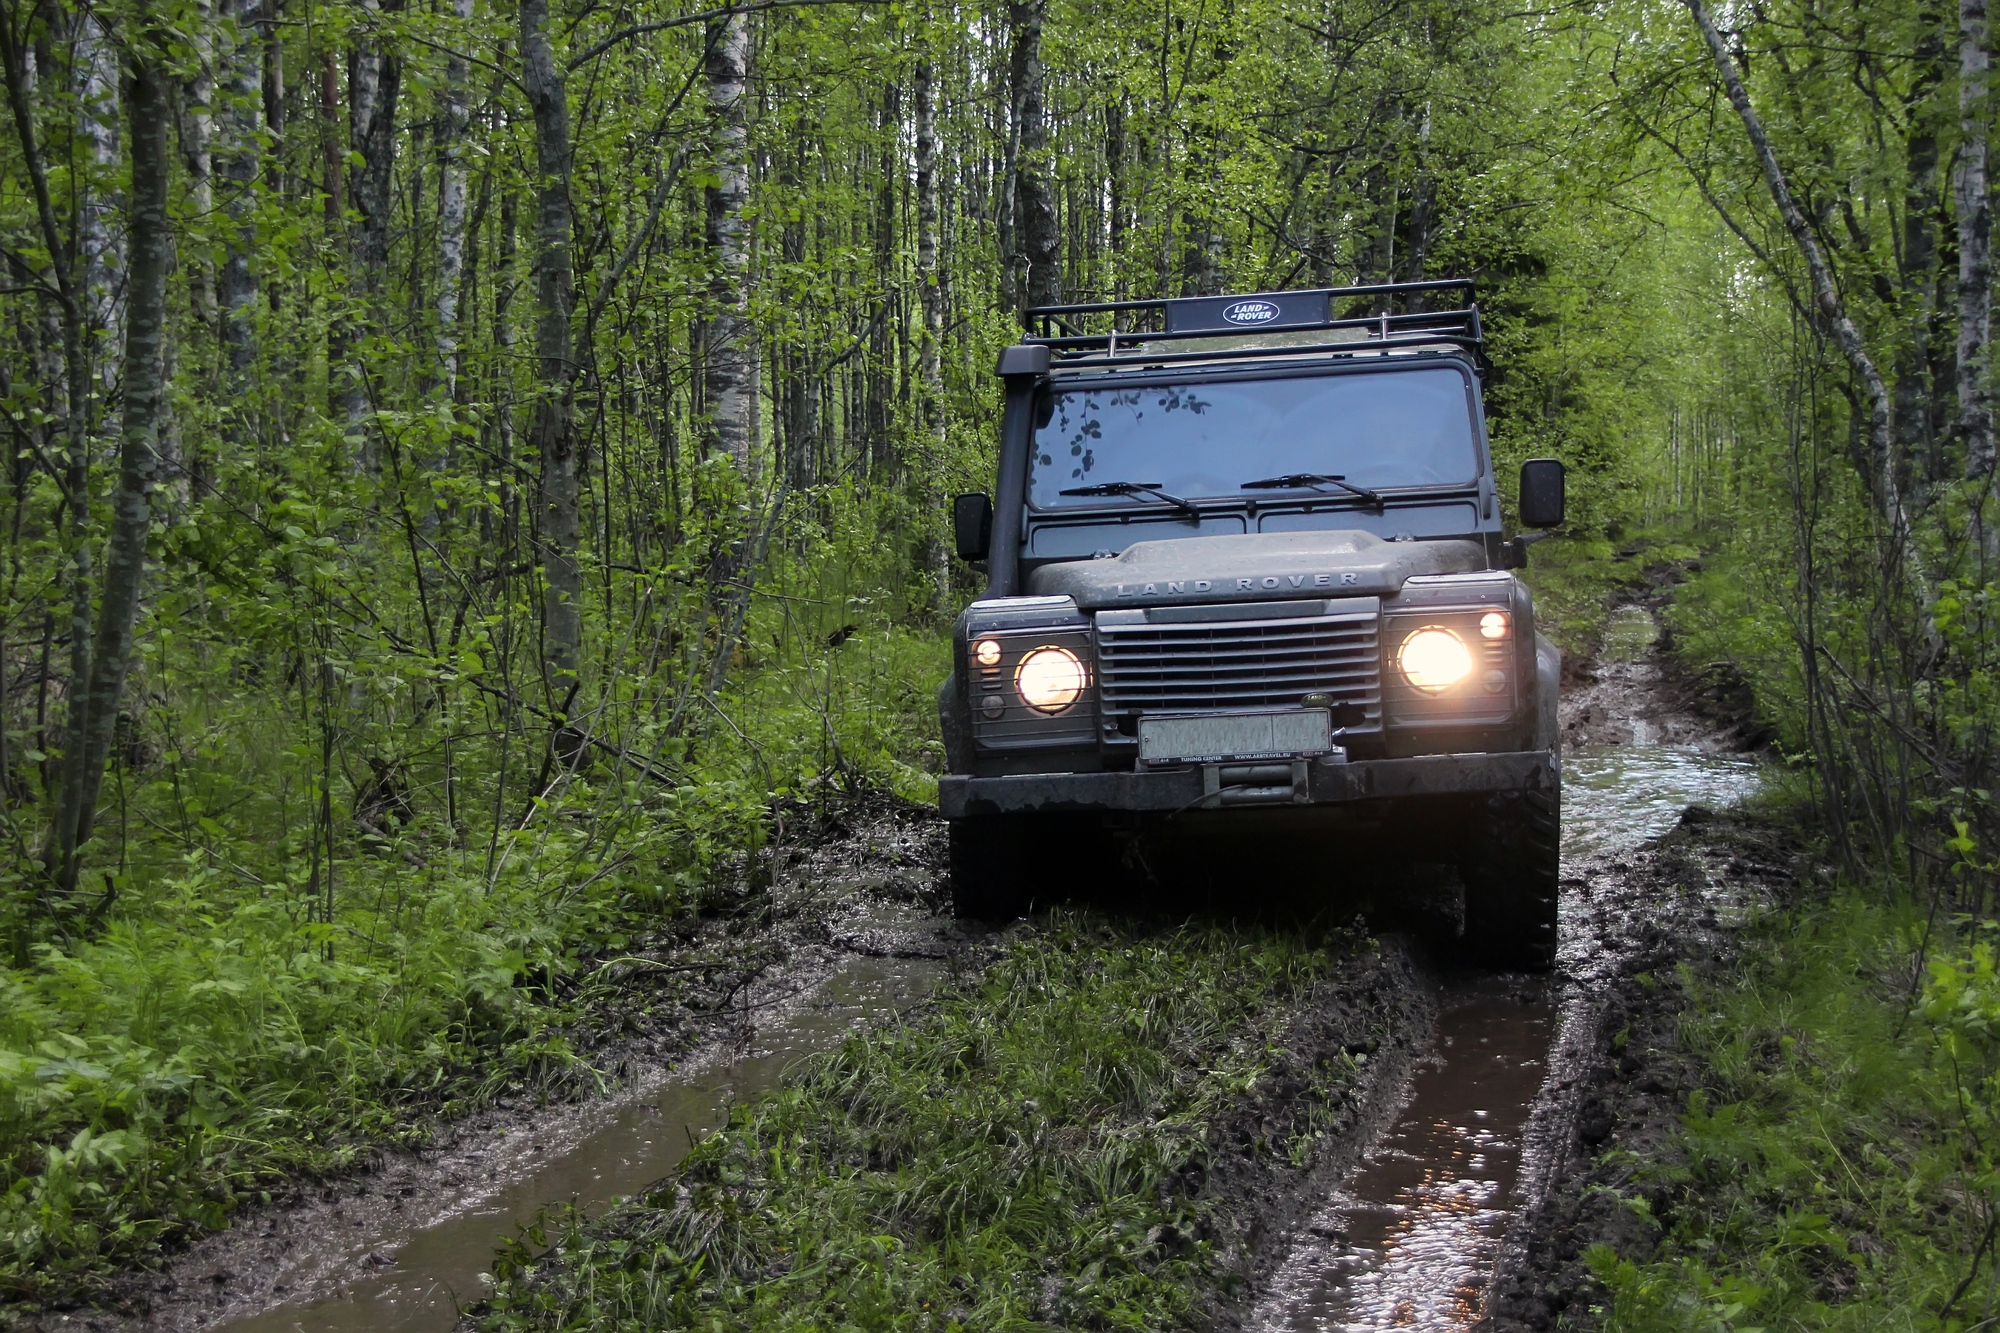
[1028,366,1480,510]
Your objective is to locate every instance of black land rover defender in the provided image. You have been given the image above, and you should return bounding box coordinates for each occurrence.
[938,280,1565,969]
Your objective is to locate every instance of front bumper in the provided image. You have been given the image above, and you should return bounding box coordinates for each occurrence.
[938,750,1558,819]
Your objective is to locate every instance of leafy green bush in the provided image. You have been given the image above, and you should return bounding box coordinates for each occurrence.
[0,505,953,1297]
[1586,895,2000,1331]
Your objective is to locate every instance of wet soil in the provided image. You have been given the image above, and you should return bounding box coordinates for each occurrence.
[1249,980,1555,1331]
[33,794,963,1333]
[1477,808,1810,1331]
[1471,600,1810,1331]
[221,956,945,1333]
[1226,600,1770,1331]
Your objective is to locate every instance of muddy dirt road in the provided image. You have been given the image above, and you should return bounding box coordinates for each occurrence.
[48,598,1775,1333]
[1240,602,1761,1332]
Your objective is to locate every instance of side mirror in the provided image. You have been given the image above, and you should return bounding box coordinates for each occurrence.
[953,493,993,562]
[1519,459,1566,528]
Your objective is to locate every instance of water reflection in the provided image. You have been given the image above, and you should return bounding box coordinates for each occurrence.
[1563,744,1760,862]
[1252,611,1764,1329]
[1252,984,1553,1331]
[219,955,941,1333]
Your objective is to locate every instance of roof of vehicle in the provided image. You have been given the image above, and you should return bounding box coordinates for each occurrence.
[1023,278,1485,376]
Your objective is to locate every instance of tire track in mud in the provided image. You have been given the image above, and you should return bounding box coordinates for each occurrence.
[44,801,960,1333]
[1238,601,1764,1331]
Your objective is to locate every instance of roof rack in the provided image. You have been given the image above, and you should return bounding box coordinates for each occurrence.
[1024,278,1483,371]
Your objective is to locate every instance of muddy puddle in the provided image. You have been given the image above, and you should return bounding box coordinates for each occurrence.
[1253,983,1553,1331]
[218,954,943,1333]
[1250,604,1763,1329]
[1562,743,1761,860]
[1564,605,1760,859]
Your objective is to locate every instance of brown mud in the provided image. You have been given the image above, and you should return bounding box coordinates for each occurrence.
[1471,589,1804,1331]
[28,795,962,1333]
[1477,808,1808,1331]
[1219,593,1771,1331]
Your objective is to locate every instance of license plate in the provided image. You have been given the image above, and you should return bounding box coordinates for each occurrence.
[1137,709,1332,765]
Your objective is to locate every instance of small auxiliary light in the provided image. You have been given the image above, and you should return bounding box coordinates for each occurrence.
[974,638,1003,666]
[1479,611,1510,640]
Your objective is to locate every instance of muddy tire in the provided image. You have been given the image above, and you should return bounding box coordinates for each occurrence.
[949,814,1097,920]
[1460,786,1561,971]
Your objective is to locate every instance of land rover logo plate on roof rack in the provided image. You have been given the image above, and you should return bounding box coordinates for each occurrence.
[1164,289,1330,334]
[1223,299,1279,326]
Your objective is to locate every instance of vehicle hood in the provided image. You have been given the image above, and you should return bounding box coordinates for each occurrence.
[1025,530,1486,609]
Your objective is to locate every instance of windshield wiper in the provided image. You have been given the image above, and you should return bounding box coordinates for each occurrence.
[1059,480,1204,521]
[1239,472,1384,508]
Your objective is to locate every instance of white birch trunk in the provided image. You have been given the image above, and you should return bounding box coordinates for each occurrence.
[219,0,261,378]
[73,12,122,385]
[702,11,756,475]
[435,0,473,400]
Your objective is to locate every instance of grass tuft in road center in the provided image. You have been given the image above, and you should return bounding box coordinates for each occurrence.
[477,913,1378,1331]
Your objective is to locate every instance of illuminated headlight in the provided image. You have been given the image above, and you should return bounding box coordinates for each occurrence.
[1398,627,1473,693]
[1015,646,1086,713]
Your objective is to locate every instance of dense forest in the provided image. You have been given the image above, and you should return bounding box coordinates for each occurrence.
[2,0,1999,1319]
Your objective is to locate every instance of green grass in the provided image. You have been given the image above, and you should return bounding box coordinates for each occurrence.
[0,604,951,1303]
[476,915,1374,1332]
[1524,526,1703,662]
[1586,890,2000,1332]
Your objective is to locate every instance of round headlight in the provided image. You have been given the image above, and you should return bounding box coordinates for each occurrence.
[1016,646,1086,713]
[1479,611,1510,640]
[1399,627,1473,693]
[974,638,1003,666]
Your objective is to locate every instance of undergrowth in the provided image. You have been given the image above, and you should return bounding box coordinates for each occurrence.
[1587,891,2000,1332]
[1524,526,1702,661]
[0,564,949,1303]
[477,915,1367,1332]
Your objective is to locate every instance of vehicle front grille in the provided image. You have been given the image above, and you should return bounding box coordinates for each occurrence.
[1095,613,1381,723]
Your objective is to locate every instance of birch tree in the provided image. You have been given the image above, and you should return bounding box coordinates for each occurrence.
[520,0,581,707]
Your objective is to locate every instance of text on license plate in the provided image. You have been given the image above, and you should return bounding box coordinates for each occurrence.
[1137,709,1332,765]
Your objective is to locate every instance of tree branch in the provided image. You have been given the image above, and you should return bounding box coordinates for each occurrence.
[1684,0,1932,608]
[566,0,887,71]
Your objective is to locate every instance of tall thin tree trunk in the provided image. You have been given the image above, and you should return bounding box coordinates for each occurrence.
[3,9,96,893]
[915,39,949,615]
[218,0,261,383]
[63,42,174,888]
[73,12,121,382]
[702,11,755,475]
[520,0,582,704]
[1105,93,1126,294]
[1008,0,1058,315]
[778,134,814,492]
[1895,14,1946,500]
[434,0,473,399]
[319,47,341,224]
[1406,103,1434,284]
[177,0,215,492]
[996,58,1018,311]
[1960,0,1996,559]
[1685,0,1931,601]
[262,0,283,169]
[341,0,403,464]
[496,183,520,554]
